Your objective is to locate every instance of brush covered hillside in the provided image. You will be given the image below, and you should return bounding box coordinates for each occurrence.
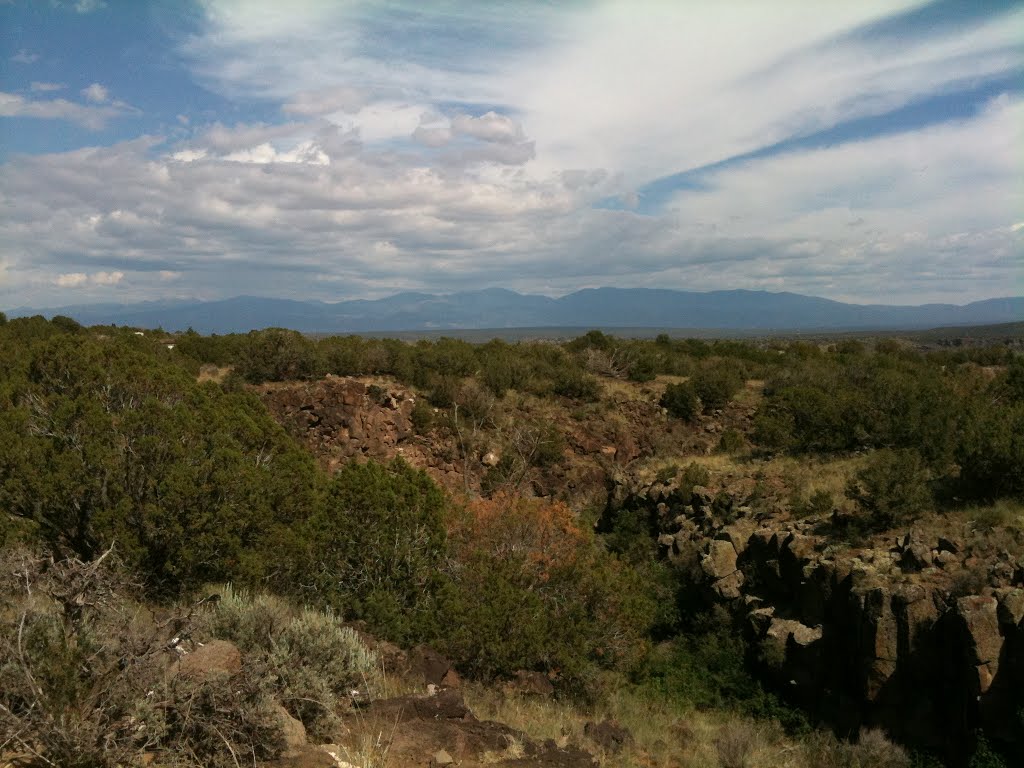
[1,312,1023,768]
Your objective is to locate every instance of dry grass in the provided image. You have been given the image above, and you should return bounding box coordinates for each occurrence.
[760,455,866,502]
[599,377,663,403]
[196,364,231,383]
[332,721,399,768]
[460,682,851,768]
[732,379,765,408]
[632,452,744,483]
[962,498,1024,533]
[655,374,691,386]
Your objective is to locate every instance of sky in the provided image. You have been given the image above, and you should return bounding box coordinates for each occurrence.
[0,0,1021,309]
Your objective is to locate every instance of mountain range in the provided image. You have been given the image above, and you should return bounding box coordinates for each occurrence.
[7,288,1023,335]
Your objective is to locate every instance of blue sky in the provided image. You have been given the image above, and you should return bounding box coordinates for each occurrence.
[0,0,1021,307]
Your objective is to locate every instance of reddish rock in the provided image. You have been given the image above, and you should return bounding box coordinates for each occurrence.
[583,719,633,753]
[410,644,456,687]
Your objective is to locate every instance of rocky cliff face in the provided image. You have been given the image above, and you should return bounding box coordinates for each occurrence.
[605,474,1024,765]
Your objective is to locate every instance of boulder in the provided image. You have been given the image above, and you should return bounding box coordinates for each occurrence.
[892,583,939,656]
[747,606,775,637]
[937,537,962,555]
[760,618,822,680]
[271,704,308,756]
[410,644,456,687]
[413,688,473,721]
[701,539,738,580]
[955,596,1002,694]
[583,719,633,753]
[995,587,1024,628]
[432,749,455,766]
[713,569,745,600]
[691,485,715,510]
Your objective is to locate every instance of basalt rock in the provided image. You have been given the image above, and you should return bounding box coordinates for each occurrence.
[609,478,1024,766]
[258,378,416,465]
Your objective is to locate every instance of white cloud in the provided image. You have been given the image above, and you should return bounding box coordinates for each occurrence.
[81,83,109,103]
[55,273,88,287]
[10,49,40,64]
[282,86,365,116]
[2,2,1021,307]
[92,270,124,285]
[345,102,427,143]
[503,1,1022,183]
[451,112,525,143]
[73,0,107,12]
[1,92,112,129]
[178,1,1022,189]
[0,90,135,129]
[190,121,307,153]
[53,270,123,288]
[412,120,452,148]
[222,140,329,165]
[665,96,1024,241]
[2,93,1019,308]
[30,82,65,92]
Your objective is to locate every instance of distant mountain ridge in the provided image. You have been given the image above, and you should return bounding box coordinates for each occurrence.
[8,288,1023,334]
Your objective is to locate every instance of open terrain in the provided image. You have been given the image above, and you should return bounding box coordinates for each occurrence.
[1,313,1022,767]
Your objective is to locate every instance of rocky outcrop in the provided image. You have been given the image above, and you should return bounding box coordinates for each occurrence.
[582,719,633,754]
[258,378,417,466]
[257,375,669,501]
[604,473,1024,766]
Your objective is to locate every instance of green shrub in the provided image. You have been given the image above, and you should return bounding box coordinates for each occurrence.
[679,461,712,493]
[660,381,700,421]
[428,375,459,408]
[296,458,449,644]
[627,353,658,382]
[439,496,657,692]
[552,368,600,401]
[50,314,84,334]
[956,401,1024,500]
[635,609,809,733]
[532,423,567,467]
[717,428,745,454]
[410,397,435,433]
[801,728,911,768]
[791,489,834,519]
[692,361,745,411]
[480,453,520,496]
[235,328,319,382]
[845,449,933,531]
[968,732,1008,768]
[0,332,321,596]
[655,463,680,483]
[195,586,378,739]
